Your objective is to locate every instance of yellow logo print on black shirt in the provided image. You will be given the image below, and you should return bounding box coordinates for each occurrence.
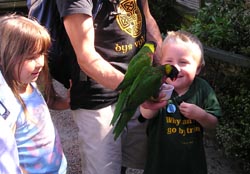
[116,0,142,38]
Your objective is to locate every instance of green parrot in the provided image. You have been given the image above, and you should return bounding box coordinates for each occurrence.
[110,41,156,126]
[116,41,156,91]
[111,85,131,126]
[124,64,178,109]
[113,64,179,140]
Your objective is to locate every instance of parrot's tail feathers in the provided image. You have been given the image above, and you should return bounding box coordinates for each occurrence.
[113,109,136,140]
[111,98,123,125]
[113,113,127,140]
[111,102,122,126]
[110,111,121,126]
[110,88,130,125]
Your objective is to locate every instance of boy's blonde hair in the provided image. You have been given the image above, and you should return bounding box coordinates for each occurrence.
[0,14,51,114]
[163,30,205,67]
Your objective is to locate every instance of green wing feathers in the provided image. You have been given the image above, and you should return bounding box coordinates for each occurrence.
[112,41,157,140]
[111,86,130,126]
[113,108,136,140]
[116,42,156,91]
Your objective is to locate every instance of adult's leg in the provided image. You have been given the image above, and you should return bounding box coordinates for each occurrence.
[121,109,148,171]
[72,104,122,174]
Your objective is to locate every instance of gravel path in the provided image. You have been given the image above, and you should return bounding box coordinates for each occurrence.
[51,80,243,174]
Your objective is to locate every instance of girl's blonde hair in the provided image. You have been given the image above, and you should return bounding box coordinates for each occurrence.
[163,30,205,67]
[0,14,52,113]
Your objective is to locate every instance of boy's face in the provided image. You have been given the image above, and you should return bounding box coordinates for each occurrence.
[160,41,201,95]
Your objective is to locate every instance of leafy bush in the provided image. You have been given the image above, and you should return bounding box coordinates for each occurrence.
[199,57,250,173]
[180,1,250,172]
[184,0,250,56]
[215,67,250,172]
[148,0,181,33]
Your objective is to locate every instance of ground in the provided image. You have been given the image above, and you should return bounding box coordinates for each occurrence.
[51,80,243,174]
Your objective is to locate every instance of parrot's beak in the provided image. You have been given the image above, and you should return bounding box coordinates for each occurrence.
[171,76,177,81]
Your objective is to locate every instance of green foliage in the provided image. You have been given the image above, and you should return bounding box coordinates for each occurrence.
[149,0,181,33]
[183,0,250,56]
[189,1,250,171]
[201,59,250,173]
[216,69,250,172]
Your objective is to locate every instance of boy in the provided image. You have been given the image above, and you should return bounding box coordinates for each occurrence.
[140,30,222,174]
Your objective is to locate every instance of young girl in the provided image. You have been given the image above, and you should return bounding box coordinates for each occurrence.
[0,14,67,173]
[140,31,222,174]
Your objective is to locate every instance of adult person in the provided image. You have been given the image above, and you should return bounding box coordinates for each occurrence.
[29,0,162,173]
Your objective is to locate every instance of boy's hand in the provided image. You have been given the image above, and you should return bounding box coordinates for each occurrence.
[179,102,206,120]
[179,102,218,129]
[141,99,167,110]
[141,92,168,110]
[140,92,168,120]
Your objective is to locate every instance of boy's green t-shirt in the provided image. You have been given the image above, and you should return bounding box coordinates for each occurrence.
[144,77,222,174]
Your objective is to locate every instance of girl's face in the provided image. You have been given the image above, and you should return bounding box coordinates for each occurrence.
[161,42,201,95]
[15,54,45,84]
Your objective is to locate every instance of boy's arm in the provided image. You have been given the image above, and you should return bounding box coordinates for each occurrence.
[196,111,218,129]
[140,99,167,119]
[179,102,218,129]
[140,105,158,119]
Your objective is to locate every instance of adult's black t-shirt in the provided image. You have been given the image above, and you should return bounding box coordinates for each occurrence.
[56,0,147,110]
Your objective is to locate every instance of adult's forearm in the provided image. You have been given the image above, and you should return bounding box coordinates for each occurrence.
[142,0,162,63]
[146,17,162,64]
[145,15,162,46]
[64,14,124,90]
[77,52,124,90]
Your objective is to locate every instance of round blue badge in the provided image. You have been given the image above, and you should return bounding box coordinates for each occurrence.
[167,103,176,113]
